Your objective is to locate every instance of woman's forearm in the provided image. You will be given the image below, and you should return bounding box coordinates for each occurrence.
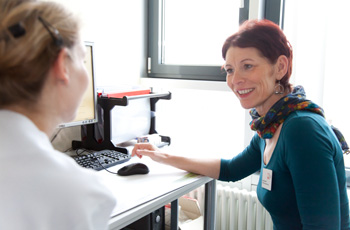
[161,154,221,179]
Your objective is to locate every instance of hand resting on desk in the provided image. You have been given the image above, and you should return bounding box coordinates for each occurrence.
[132,143,221,179]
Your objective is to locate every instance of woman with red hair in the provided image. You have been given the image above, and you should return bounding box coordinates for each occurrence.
[133,19,350,229]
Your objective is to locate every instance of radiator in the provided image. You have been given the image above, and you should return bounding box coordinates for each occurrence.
[187,184,273,230]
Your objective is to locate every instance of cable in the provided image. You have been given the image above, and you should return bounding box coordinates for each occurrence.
[75,148,90,156]
[74,148,120,175]
[50,128,62,143]
[93,155,119,175]
[92,151,120,175]
[63,147,73,153]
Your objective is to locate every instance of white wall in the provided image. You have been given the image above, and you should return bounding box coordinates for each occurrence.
[51,0,147,87]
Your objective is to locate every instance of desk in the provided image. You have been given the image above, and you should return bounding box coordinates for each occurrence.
[95,157,216,230]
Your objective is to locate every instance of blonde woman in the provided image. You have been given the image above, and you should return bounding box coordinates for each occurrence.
[0,0,115,229]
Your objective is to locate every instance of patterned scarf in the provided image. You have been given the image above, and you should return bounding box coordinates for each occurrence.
[249,85,349,153]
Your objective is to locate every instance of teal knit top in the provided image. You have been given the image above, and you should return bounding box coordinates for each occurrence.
[219,111,350,229]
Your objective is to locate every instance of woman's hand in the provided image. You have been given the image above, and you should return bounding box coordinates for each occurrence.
[131,143,167,163]
[131,143,221,179]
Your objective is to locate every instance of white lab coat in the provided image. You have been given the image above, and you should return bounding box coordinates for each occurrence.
[0,110,116,230]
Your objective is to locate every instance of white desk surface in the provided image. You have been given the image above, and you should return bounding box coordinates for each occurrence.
[94,156,213,230]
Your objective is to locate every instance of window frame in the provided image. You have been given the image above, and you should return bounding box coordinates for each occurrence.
[147,0,250,81]
[264,0,285,28]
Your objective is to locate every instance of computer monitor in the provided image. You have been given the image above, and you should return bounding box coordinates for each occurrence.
[58,41,98,128]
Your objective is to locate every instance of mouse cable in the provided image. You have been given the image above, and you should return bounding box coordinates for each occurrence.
[75,148,119,175]
[92,153,119,175]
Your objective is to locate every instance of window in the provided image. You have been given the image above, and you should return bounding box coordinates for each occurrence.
[148,0,249,81]
[283,0,350,143]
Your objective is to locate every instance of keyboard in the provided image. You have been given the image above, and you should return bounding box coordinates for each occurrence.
[73,149,130,171]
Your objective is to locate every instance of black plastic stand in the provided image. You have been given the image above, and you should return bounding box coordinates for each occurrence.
[72,92,171,153]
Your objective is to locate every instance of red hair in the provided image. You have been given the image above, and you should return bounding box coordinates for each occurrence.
[222,19,293,91]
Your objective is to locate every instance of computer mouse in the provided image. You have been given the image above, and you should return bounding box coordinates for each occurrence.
[117,163,149,176]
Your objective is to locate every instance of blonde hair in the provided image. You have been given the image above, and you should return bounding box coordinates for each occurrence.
[0,0,81,107]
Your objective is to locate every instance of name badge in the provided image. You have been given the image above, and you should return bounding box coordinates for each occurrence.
[262,168,273,191]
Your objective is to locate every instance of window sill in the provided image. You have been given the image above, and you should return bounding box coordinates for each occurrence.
[140,77,231,92]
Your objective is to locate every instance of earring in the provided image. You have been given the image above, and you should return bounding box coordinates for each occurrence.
[274,81,285,94]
